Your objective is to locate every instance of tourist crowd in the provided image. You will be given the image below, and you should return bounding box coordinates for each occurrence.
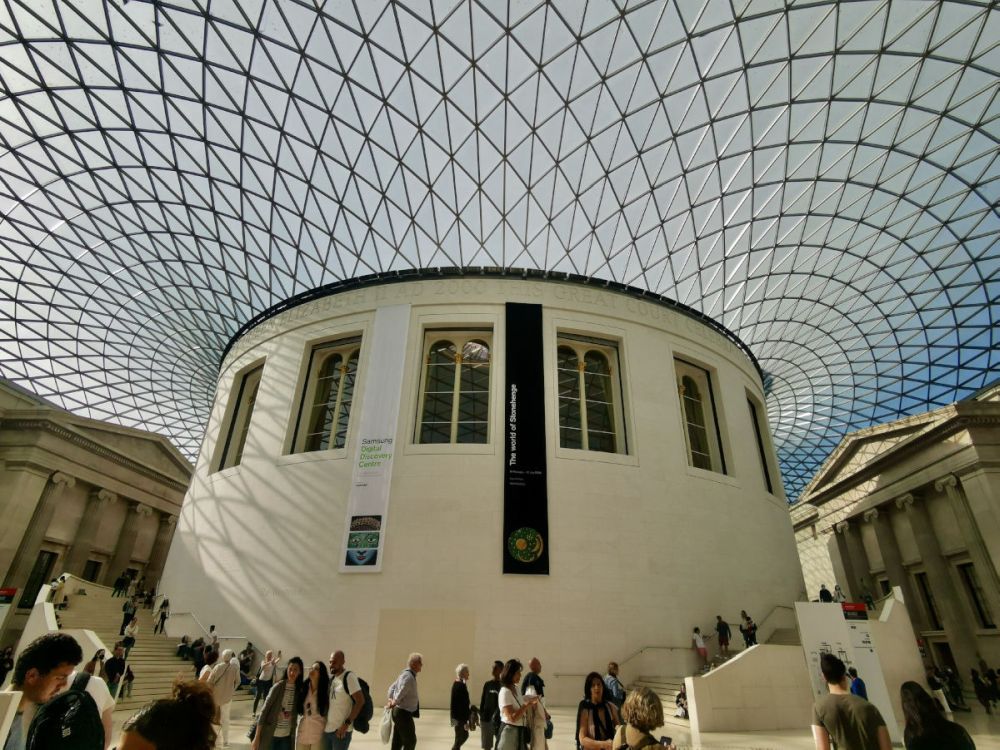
[0,627,992,750]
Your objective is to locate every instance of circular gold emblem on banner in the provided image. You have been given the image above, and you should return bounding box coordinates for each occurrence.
[507,527,544,563]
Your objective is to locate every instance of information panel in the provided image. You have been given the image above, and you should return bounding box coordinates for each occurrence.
[503,303,549,575]
[339,304,410,573]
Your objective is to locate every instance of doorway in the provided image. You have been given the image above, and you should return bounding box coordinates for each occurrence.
[82,559,103,583]
[932,641,957,674]
[18,550,58,608]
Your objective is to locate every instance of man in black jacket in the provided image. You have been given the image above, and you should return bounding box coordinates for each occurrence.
[103,644,126,698]
[478,661,503,750]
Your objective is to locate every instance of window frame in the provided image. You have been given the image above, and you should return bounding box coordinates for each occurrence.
[674,358,727,474]
[215,361,264,472]
[747,393,777,494]
[414,328,493,445]
[555,333,628,455]
[957,561,996,629]
[289,336,363,455]
[914,571,942,630]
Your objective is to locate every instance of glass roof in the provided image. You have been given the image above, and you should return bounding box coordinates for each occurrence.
[1,0,997,501]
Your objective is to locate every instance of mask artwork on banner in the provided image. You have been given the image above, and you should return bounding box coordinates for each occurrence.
[345,517,381,567]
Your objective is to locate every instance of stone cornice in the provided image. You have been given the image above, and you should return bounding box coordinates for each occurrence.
[0,418,190,494]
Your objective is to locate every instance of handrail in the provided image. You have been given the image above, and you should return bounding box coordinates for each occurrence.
[756,604,795,630]
[618,604,801,672]
[618,645,692,672]
[171,611,258,658]
[171,610,211,638]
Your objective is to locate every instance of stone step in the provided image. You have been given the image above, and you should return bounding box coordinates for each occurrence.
[55,584,231,712]
[767,627,801,646]
[629,677,689,729]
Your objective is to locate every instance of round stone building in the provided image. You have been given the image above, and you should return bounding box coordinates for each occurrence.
[160,272,804,707]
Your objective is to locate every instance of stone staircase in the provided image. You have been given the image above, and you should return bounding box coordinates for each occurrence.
[58,585,253,712]
[766,627,800,646]
[629,676,689,730]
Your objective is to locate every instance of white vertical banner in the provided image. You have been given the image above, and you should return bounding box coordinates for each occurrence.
[795,602,901,744]
[339,304,411,573]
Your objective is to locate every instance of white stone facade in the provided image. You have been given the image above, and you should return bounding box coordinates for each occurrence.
[160,276,804,707]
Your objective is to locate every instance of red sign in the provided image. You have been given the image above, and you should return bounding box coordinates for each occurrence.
[842,602,868,621]
[0,588,16,605]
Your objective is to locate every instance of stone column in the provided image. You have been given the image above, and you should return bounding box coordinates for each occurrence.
[103,502,153,585]
[833,519,873,601]
[896,493,980,673]
[63,489,117,577]
[2,472,75,593]
[862,507,923,628]
[936,474,1000,620]
[0,463,51,579]
[144,513,176,591]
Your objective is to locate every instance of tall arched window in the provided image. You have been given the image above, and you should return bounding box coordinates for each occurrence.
[217,362,264,471]
[291,338,362,453]
[675,359,726,473]
[557,336,625,453]
[417,332,491,444]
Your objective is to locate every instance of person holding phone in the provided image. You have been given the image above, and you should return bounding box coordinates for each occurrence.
[498,659,536,750]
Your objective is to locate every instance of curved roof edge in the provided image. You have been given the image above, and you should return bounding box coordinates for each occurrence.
[222,266,762,379]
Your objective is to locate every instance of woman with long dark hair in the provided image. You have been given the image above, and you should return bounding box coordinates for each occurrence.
[577,671,619,750]
[252,656,305,750]
[900,680,974,749]
[297,660,330,749]
[497,659,538,750]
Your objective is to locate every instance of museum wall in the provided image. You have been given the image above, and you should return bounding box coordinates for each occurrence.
[160,277,804,707]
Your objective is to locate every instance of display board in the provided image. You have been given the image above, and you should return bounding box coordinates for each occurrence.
[339,304,411,572]
[795,601,901,744]
[503,303,549,574]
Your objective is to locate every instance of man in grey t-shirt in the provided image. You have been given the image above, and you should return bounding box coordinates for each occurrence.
[811,653,890,750]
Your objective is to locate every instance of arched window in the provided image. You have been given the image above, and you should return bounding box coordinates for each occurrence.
[217,363,264,471]
[557,337,625,453]
[291,338,362,454]
[417,333,491,444]
[675,359,726,473]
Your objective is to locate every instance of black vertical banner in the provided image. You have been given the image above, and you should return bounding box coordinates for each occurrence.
[503,303,549,574]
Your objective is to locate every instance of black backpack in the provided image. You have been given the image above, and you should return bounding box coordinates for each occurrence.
[343,670,375,733]
[26,672,104,750]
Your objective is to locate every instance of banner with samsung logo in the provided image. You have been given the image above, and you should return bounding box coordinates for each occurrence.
[340,304,410,573]
[503,303,549,574]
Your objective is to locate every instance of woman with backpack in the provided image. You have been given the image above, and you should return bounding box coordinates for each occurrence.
[577,672,619,750]
[610,686,676,750]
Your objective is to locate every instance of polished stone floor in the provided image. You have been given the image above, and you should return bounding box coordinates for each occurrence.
[111,701,1000,749]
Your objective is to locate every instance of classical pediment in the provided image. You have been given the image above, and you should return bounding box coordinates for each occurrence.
[807,418,941,494]
[68,422,192,483]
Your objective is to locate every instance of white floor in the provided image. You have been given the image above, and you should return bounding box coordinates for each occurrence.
[111,700,1000,749]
